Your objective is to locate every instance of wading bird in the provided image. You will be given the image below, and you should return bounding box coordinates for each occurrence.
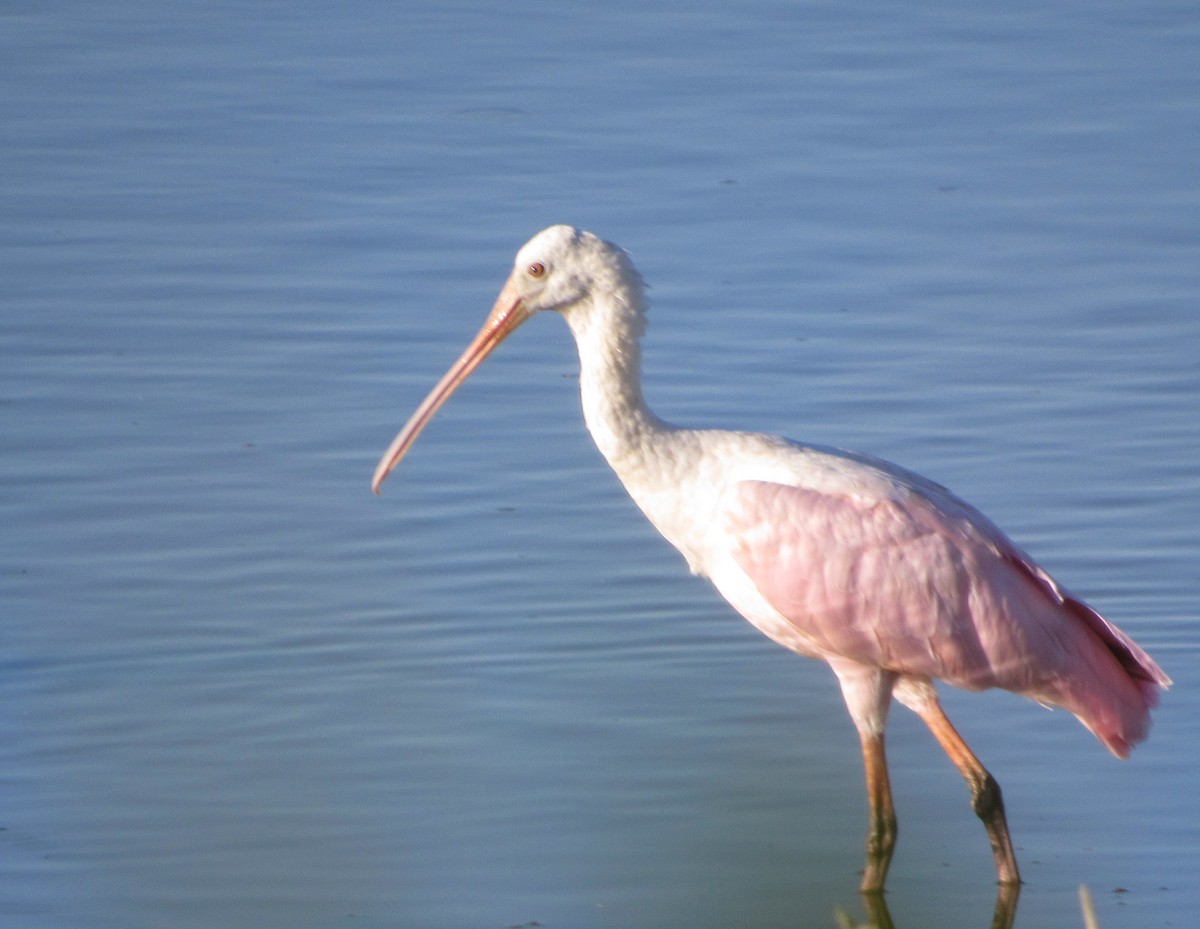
[372,225,1169,891]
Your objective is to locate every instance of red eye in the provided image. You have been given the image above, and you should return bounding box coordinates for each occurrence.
[527,261,546,278]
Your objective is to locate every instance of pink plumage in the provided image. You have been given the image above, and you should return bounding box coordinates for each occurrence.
[372,225,1170,891]
[724,475,1167,759]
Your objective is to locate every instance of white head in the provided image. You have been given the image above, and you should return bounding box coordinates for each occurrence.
[371,225,644,493]
[508,224,643,317]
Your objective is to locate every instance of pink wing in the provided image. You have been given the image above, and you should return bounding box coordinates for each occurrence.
[724,478,1170,756]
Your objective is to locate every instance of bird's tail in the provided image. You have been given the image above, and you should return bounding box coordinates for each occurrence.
[1057,593,1171,758]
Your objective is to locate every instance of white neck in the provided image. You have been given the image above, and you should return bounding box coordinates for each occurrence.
[562,280,726,576]
[562,288,675,478]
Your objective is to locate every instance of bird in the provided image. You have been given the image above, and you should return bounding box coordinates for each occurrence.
[372,224,1170,892]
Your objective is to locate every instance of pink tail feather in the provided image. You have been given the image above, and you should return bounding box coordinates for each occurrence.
[1006,552,1170,758]
[1060,592,1170,758]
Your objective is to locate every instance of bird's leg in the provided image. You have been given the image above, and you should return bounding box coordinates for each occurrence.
[858,729,898,893]
[829,660,900,892]
[897,679,1021,885]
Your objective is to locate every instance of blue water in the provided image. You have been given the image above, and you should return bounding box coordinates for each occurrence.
[3,2,1197,927]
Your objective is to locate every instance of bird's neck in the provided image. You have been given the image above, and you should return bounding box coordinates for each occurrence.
[564,288,718,576]
[563,289,673,475]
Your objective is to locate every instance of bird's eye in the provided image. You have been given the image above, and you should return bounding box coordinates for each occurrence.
[527,261,546,278]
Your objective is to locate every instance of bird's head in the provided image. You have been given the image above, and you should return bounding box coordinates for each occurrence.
[371,225,639,493]
[507,224,643,316]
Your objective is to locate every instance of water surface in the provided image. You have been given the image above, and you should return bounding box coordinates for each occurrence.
[3,2,1197,927]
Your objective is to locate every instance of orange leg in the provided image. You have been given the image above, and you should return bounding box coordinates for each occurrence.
[858,730,898,893]
[911,697,1021,885]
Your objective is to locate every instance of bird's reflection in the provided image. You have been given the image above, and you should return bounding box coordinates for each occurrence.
[836,882,1020,929]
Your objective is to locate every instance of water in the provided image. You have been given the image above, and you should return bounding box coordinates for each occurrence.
[3,2,1197,927]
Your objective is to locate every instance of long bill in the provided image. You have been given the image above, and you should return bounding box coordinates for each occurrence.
[372,276,530,494]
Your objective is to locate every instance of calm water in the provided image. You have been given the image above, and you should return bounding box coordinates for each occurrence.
[3,2,1197,927]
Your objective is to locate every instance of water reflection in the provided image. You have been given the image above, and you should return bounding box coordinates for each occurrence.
[837,883,1019,929]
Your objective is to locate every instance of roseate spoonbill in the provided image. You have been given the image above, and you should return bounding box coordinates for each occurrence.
[372,225,1170,891]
